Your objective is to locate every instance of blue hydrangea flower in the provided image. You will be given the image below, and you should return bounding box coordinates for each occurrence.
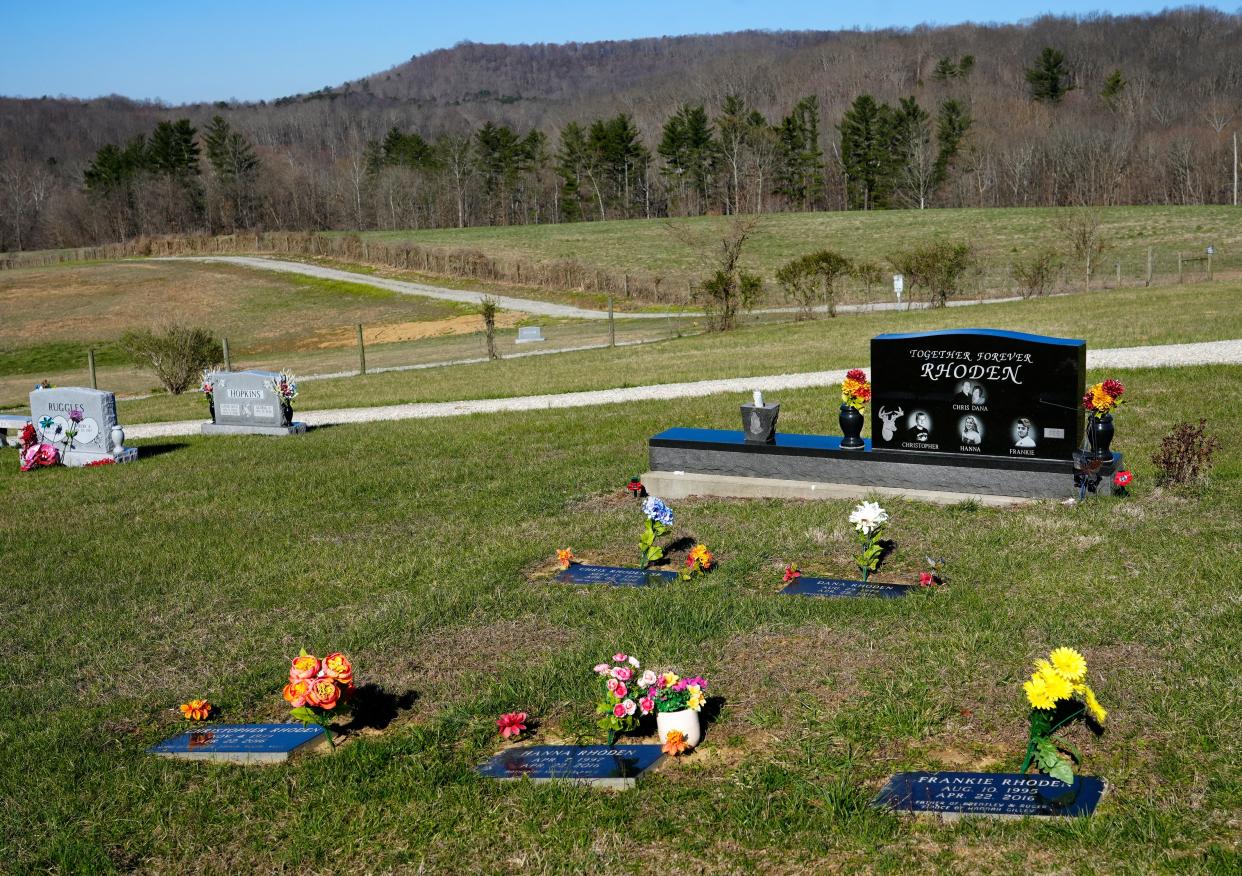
[642,496,674,526]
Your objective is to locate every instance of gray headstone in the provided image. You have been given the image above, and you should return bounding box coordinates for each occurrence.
[209,371,287,428]
[516,326,545,343]
[30,387,136,464]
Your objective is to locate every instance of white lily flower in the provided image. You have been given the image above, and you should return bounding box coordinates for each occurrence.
[849,501,889,535]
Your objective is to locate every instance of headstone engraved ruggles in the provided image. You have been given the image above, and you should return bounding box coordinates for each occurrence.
[876,771,1107,820]
[870,329,1086,462]
[781,576,909,599]
[202,370,306,436]
[557,565,681,588]
[30,387,137,465]
[149,723,327,764]
[477,744,665,789]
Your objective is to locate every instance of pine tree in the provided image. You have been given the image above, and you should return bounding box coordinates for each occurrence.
[203,116,259,180]
[1026,47,1074,103]
[556,122,591,221]
[839,95,894,210]
[891,97,934,208]
[1101,69,1126,108]
[933,99,973,187]
[775,96,824,211]
[147,119,200,178]
[659,104,717,214]
[716,94,749,214]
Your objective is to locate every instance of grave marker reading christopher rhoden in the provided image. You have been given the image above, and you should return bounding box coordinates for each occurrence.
[150,724,327,764]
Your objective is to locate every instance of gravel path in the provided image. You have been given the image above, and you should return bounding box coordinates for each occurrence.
[124,338,1242,440]
[157,256,1023,319]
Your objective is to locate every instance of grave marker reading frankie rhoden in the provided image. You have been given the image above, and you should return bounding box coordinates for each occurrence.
[875,771,1106,819]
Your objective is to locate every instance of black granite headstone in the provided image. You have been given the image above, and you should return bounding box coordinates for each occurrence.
[149,724,327,764]
[870,329,1086,462]
[781,576,910,599]
[876,771,1106,819]
[557,564,681,587]
[477,744,665,789]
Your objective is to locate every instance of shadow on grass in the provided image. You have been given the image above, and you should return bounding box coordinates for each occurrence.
[341,684,418,732]
[137,442,190,459]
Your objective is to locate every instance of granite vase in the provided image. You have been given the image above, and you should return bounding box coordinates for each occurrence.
[839,404,865,449]
[280,402,294,428]
[1087,413,1114,460]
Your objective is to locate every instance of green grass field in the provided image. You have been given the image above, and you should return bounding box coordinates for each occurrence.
[360,205,1242,290]
[1,360,1238,872]
[105,280,1242,425]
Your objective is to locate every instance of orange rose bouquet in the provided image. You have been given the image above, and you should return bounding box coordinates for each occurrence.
[282,649,356,746]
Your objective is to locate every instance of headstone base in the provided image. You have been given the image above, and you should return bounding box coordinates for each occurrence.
[62,447,139,466]
[202,422,307,437]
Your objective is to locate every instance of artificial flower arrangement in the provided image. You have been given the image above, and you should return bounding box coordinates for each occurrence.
[593,653,657,745]
[639,496,675,568]
[283,650,356,747]
[651,671,708,714]
[1083,378,1124,418]
[17,422,59,471]
[556,548,574,570]
[497,712,528,739]
[270,372,299,403]
[1113,470,1133,497]
[680,543,714,580]
[841,368,872,412]
[782,563,801,584]
[179,699,213,721]
[849,500,889,582]
[199,369,215,413]
[1020,647,1107,784]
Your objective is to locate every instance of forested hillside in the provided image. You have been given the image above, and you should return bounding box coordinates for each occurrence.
[2,8,1239,251]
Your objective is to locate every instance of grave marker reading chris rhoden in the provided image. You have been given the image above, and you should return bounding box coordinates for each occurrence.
[149,724,327,764]
[870,329,1085,462]
[875,771,1106,819]
[477,744,665,789]
[556,565,681,587]
[781,576,909,599]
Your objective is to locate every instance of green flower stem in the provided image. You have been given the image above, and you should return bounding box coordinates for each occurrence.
[1020,705,1085,773]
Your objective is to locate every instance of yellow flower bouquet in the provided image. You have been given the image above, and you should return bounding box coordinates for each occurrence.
[1021,647,1106,784]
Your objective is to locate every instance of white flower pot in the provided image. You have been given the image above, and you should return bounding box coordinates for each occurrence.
[656,708,701,748]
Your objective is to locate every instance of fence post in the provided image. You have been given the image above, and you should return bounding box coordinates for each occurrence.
[222,337,232,371]
[88,349,97,389]
[623,274,630,298]
[1115,260,1121,285]
[608,296,616,347]
[1207,252,1213,281]
[1177,253,1183,284]
[1146,247,1153,287]
[357,323,367,375]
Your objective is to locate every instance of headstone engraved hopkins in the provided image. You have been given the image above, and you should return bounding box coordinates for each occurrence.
[30,387,137,465]
[870,329,1086,462]
[477,744,665,789]
[202,370,306,436]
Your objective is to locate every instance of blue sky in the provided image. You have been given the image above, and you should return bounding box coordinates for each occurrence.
[1,1,1233,104]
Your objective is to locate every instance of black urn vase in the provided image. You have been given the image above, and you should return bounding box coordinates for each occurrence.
[839,404,865,449]
[1087,413,1114,460]
[281,402,294,428]
[207,397,215,423]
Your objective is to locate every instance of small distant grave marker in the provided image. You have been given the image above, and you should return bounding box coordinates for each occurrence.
[515,326,545,344]
[876,771,1106,819]
[477,744,664,789]
[30,387,137,465]
[149,724,327,764]
[557,564,681,587]
[203,371,306,436]
[781,576,909,599]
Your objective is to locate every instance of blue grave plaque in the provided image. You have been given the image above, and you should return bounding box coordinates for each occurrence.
[149,724,327,764]
[781,576,910,599]
[557,564,681,587]
[876,771,1106,819]
[478,744,665,789]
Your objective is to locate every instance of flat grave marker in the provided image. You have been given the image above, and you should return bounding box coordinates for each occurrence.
[477,744,665,789]
[149,724,327,764]
[781,576,910,599]
[515,326,545,344]
[875,771,1106,820]
[556,564,681,588]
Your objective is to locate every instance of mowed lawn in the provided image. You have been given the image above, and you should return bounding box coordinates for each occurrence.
[0,259,473,405]
[110,280,1242,425]
[361,204,1242,286]
[1,363,1238,872]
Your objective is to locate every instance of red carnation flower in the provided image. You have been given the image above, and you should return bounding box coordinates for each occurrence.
[846,369,868,383]
[1113,470,1132,487]
[1101,379,1125,399]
